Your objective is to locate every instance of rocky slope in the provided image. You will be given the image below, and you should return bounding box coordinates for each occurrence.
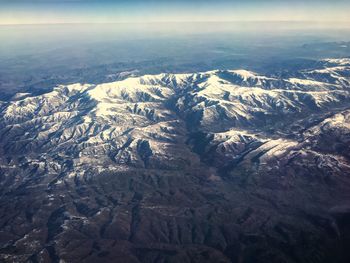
[0,58,350,263]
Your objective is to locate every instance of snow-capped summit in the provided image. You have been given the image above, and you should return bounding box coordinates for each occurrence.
[1,58,349,174]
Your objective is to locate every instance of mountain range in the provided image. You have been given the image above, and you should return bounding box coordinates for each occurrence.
[0,58,350,263]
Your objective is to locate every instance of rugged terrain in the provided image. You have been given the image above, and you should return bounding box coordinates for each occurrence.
[0,58,350,263]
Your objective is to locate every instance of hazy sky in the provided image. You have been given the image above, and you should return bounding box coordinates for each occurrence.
[0,0,349,25]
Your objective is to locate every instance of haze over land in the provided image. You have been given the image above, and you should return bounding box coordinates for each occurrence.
[1,1,349,99]
[1,22,350,100]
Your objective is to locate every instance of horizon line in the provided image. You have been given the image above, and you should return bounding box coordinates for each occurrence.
[1,20,350,26]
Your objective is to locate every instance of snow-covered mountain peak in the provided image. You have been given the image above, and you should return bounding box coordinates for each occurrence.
[0,58,349,174]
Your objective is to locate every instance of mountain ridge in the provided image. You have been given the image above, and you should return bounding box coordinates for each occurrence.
[0,58,350,263]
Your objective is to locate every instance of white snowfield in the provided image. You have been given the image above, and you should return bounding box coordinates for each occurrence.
[0,58,349,175]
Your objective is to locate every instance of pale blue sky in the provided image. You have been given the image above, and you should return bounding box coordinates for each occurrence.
[0,0,349,25]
